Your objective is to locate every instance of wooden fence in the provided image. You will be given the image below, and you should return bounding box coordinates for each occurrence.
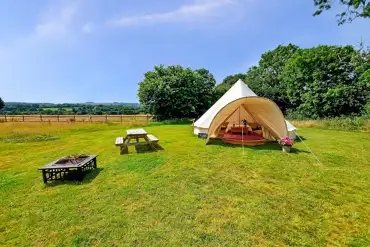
[0,114,154,123]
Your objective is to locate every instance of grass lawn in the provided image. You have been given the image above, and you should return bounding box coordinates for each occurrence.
[0,123,370,246]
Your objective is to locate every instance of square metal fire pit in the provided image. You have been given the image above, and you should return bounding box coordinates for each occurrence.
[38,154,98,184]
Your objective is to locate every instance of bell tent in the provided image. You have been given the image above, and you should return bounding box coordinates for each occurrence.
[193,79,296,145]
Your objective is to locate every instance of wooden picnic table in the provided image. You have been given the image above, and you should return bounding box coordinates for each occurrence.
[115,128,159,155]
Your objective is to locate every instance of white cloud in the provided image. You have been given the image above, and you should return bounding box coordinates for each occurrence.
[35,2,78,39]
[82,22,95,34]
[109,0,239,27]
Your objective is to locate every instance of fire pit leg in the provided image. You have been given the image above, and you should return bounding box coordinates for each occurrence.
[77,167,83,181]
[93,158,97,169]
[42,170,47,184]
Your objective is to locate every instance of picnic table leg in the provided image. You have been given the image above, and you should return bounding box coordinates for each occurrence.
[120,145,128,155]
[120,137,129,155]
[144,135,157,152]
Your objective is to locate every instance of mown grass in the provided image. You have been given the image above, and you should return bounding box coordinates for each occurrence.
[0,123,369,246]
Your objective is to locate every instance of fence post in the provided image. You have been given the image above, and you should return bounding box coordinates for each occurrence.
[106,115,108,123]
[74,114,76,122]
[40,114,43,122]
[90,115,92,122]
[22,115,25,122]
[4,115,7,122]
[57,115,59,122]
[120,114,123,123]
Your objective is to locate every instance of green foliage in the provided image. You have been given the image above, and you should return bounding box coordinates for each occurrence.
[282,45,369,118]
[0,97,4,110]
[245,44,299,113]
[285,109,310,120]
[353,49,370,116]
[213,74,247,101]
[138,65,216,120]
[363,102,370,118]
[152,119,193,125]
[313,0,370,24]
[0,103,142,115]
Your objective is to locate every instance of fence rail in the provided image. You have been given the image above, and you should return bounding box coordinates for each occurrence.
[0,114,154,123]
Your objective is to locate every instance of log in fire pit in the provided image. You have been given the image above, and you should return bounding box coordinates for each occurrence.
[38,154,98,184]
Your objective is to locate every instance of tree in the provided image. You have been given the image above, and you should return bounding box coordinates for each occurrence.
[282,45,370,118]
[313,0,370,25]
[353,46,370,115]
[138,65,216,120]
[0,97,4,110]
[245,44,299,113]
[213,74,247,101]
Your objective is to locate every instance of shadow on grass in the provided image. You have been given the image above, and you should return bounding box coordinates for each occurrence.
[44,168,103,187]
[290,148,310,154]
[134,143,164,154]
[250,142,281,151]
[206,140,243,148]
[208,140,282,152]
[207,140,310,154]
[251,143,310,154]
[208,139,279,148]
[294,135,306,142]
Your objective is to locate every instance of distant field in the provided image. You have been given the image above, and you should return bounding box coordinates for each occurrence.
[0,122,369,246]
[0,114,153,123]
[42,107,72,111]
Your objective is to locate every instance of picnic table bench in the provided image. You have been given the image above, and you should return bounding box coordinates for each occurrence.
[147,134,159,142]
[115,128,159,155]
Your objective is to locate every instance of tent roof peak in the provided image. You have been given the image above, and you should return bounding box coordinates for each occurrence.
[233,79,253,90]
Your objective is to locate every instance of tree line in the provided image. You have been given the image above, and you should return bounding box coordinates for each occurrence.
[0,102,143,115]
[139,44,370,120]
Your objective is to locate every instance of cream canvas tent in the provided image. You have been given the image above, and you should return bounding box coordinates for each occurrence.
[193,79,297,139]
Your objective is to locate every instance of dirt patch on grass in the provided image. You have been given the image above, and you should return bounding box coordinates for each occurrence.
[0,134,60,143]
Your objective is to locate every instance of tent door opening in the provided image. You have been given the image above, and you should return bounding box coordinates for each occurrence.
[217,105,265,146]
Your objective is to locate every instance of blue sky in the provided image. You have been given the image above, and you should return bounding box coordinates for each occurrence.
[0,0,369,103]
